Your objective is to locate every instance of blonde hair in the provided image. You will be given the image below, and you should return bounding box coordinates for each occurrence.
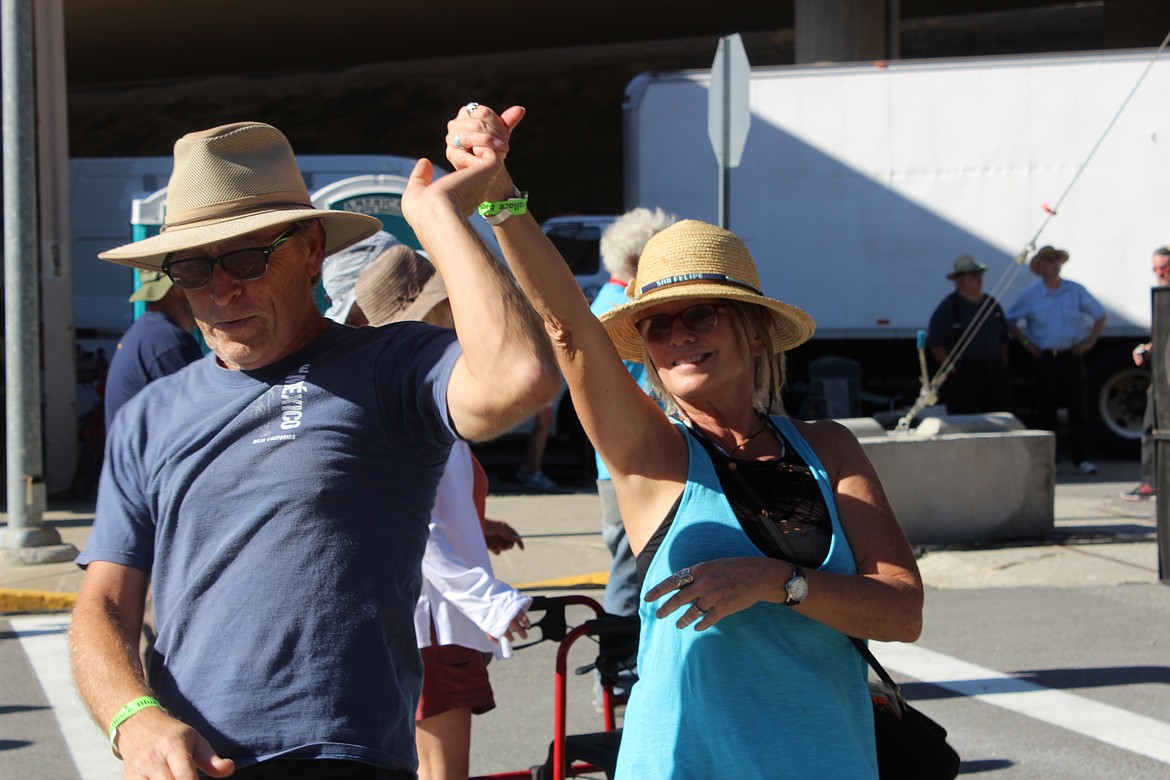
[642,300,786,417]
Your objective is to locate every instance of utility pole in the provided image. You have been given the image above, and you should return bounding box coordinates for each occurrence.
[2,0,70,561]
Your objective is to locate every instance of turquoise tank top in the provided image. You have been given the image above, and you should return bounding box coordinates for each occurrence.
[614,417,878,779]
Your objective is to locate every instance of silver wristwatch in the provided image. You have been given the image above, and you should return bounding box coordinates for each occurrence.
[783,564,808,606]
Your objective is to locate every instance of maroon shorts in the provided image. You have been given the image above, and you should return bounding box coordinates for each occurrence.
[416,642,496,721]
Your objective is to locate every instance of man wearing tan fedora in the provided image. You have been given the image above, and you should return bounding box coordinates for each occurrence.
[69,121,558,778]
[926,254,1013,415]
[1007,245,1107,474]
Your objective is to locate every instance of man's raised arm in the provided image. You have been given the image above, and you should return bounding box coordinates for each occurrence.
[401,151,559,442]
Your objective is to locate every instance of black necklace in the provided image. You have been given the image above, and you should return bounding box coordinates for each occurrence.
[731,422,768,452]
[684,412,786,469]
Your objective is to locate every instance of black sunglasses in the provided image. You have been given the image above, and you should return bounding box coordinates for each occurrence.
[162,224,300,291]
[635,304,724,343]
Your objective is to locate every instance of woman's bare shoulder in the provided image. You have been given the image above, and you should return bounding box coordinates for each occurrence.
[781,417,871,476]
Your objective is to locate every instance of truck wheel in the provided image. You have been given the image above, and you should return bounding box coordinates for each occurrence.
[1086,347,1148,459]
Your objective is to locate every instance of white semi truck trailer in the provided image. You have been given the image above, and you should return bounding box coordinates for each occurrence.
[622,48,1170,456]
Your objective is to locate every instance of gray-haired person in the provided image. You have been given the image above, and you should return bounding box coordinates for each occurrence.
[69,120,557,778]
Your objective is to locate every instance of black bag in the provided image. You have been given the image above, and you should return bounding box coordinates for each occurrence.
[852,638,961,780]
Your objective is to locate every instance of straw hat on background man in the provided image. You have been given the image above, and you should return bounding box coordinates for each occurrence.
[946,254,988,279]
[1028,245,1070,275]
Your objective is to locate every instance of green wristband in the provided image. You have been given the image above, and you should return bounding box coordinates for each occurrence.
[108,696,161,746]
[478,191,529,225]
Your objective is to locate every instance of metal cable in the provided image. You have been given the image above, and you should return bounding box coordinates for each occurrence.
[900,35,1170,430]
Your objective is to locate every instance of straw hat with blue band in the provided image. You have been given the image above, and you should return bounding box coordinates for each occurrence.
[599,219,816,362]
[97,122,382,273]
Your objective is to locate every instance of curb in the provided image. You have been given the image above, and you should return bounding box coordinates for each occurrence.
[0,588,78,615]
[0,572,611,615]
[516,571,608,591]
[4,570,613,617]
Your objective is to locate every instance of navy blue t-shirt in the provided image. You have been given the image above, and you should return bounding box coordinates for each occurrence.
[80,322,461,771]
[104,311,203,430]
[926,292,1009,363]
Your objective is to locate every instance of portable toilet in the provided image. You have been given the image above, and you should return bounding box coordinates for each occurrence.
[129,187,167,319]
[129,186,211,352]
[312,172,502,258]
[311,174,421,250]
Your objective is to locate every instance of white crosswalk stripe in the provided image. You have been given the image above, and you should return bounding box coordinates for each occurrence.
[15,614,1170,775]
[10,615,122,780]
[874,641,1170,765]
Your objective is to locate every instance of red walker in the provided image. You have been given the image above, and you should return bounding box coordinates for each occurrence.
[471,594,638,780]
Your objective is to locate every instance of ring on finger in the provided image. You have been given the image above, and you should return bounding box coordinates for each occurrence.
[672,568,694,589]
[453,134,464,150]
[465,101,480,117]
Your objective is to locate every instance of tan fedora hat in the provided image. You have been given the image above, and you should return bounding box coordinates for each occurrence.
[1028,245,1070,275]
[98,122,382,273]
[599,220,815,362]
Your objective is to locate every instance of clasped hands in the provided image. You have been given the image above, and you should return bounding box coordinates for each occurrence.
[401,103,526,226]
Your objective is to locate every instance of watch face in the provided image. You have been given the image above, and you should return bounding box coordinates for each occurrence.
[787,576,809,604]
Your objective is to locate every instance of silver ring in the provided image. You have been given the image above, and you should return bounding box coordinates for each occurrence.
[465,102,480,117]
[672,568,693,589]
[453,134,464,151]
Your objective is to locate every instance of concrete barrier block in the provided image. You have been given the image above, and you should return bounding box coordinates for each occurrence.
[914,413,1026,437]
[857,430,1055,545]
[835,417,888,439]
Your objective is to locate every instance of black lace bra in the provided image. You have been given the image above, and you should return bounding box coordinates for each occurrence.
[635,419,833,588]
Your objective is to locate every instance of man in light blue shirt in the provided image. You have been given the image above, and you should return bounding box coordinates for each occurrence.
[1006,245,1107,474]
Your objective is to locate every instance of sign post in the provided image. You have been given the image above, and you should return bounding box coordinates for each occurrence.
[707,33,751,229]
[1152,287,1170,583]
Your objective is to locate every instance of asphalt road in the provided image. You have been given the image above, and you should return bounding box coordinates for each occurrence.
[2,463,1168,779]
